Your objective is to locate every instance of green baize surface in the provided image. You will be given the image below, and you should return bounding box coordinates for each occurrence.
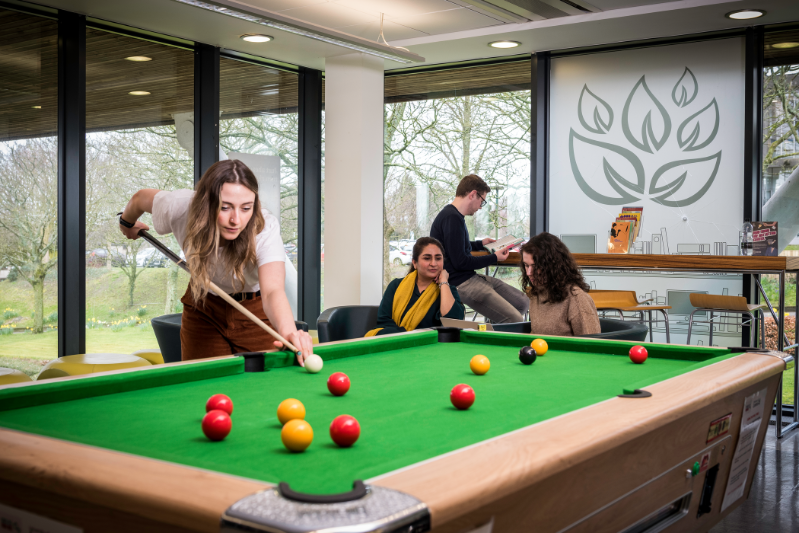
[0,331,736,494]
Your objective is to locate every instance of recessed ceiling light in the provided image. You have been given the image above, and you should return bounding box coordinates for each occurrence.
[772,42,799,50]
[241,34,273,43]
[126,56,152,62]
[489,40,520,49]
[129,91,151,96]
[32,105,41,109]
[725,9,765,20]
[482,97,499,102]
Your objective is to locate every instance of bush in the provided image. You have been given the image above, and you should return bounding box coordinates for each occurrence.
[764,316,797,352]
[110,323,126,332]
[0,325,13,336]
[136,305,147,317]
[45,311,58,324]
[174,302,183,313]
[2,308,19,320]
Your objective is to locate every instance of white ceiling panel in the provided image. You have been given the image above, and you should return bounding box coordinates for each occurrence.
[588,0,682,9]
[278,1,376,29]
[332,0,464,18]
[338,19,428,41]
[397,6,503,35]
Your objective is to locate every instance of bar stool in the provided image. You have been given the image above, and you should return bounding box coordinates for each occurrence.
[588,290,671,343]
[686,294,766,347]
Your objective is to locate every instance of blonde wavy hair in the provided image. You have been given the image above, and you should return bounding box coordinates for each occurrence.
[184,160,265,302]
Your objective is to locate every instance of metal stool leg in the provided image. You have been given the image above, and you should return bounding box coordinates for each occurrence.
[648,310,653,342]
[661,309,671,343]
[687,310,696,345]
[760,310,765,349]
[709,311,714,346]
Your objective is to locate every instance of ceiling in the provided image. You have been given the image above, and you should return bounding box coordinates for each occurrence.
[12,0,799,70]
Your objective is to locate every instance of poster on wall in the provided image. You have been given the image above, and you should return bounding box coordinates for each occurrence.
[549,38,746,345]
[752,222,778,256]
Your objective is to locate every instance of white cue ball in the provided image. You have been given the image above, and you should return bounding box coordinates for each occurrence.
[304,354,324,374]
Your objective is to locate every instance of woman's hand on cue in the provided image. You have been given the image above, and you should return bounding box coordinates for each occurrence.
[120,220,149,240]
[273,329,314,367]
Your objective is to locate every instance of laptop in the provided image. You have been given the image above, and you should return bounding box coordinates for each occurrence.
[440,318,495,331]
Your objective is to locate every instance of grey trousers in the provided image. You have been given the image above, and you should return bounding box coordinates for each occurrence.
[456,274,529,324]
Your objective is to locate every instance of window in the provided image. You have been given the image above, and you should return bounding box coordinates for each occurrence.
[0,8,59,365]
[85,27,194,353]
[219,57,299,312]
[383,61,532,289]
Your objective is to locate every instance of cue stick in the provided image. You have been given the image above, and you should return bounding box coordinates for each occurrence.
[136,229,301,356]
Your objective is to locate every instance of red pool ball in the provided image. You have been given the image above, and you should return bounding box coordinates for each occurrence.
[330,415,361,447]
[450,384,475,410]
[202,410,232,441]
[629,345,648,364]
[327,372,351,396]
[206,393,233,415]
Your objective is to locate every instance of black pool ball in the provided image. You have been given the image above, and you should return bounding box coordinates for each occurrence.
[519,346,537,365]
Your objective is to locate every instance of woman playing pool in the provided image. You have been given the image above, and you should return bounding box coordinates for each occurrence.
[520,232,600,336]
[119,160,314,364]
[367,237,465,336]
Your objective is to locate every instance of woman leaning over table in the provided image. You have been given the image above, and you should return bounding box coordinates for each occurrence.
[520,232,600,336]
[118,159,313,364]
[367,237,465,336]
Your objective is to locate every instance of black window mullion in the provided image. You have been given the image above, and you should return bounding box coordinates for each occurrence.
[194,43,220,185]
[530,52,550,237]
[297,67,323,326]
[57,10,86,357]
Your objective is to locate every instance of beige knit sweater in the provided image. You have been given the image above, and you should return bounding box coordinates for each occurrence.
[528,285,601,337]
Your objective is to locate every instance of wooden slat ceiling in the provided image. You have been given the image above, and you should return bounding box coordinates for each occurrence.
[0,10,58,141]
[220,57,298,119]
[384,60,532,103]
[765,29,799,67]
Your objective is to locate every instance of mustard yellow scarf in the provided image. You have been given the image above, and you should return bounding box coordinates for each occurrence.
[366,271,440,337]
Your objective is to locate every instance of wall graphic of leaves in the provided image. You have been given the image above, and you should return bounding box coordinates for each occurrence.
[578,84,613,134]
[671,67,698,108]
[649,152,722,207]
[622,76,671,154]
[677,99,720,152]
[569,129,644,205]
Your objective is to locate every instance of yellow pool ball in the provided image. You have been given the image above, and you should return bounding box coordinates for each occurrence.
[531,338,548,356]
[470,355,491,375]
[277,398,306,425]
[281,419,314,452]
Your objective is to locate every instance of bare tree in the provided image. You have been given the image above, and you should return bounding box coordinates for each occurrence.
[763,65,799,176]
[0,137,58,333]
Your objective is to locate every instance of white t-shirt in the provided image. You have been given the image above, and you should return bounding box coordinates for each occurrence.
[152,189,285,294]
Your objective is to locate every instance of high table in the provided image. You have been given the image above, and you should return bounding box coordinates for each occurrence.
[0,330,793,532]
[474,252,799,437]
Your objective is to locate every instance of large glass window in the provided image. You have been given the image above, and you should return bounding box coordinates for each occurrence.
[382,61,532,289]
[762,29,799,404]
[219,57,299,312]
[0,8,59,372]
[85,28,193,353]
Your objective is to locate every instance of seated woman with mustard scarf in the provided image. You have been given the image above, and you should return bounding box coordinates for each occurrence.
[367,237,465,336]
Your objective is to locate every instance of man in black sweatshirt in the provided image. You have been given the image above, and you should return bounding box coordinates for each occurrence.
[430,174,528,323]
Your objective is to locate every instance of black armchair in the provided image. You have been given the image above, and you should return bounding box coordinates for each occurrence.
[316,306,379,343]
[490,318,648,342]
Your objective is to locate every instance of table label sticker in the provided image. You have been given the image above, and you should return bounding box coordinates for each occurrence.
[707,413,732,444]
[721,387,768,512]
[0,502,83,533]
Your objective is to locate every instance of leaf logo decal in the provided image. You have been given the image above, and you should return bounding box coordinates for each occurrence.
[671,67,698,108]
[677,99,719,152]
[649,152,722,207]
[569,129,645,205]
[622,76,671,154]
[578,84,613,134]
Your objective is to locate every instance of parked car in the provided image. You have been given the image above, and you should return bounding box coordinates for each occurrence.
[136,247,168,268]
[85,248,108,268]
[389,245,411,266]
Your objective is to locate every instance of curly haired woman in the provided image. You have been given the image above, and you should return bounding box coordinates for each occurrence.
[520,233,600,336]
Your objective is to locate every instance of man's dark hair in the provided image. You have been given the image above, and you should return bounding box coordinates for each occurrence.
[519,232,590,304]
[455,174,490,198]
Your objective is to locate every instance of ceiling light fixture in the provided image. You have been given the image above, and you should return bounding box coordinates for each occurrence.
[171,0,422,64]
[772,42,799,50]
[489,40,521,49]
[241,34,273,43]
[129,91,151,96]
[32,105,41,109]
[126,56,153,62]
[725,9,765,20]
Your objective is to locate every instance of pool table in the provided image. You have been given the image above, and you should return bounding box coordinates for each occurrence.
[0,329,791,533]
